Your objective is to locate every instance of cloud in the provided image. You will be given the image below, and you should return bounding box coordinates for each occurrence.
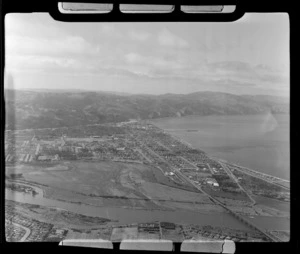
[99,24,123,39]
[6,35,95,56]
[259,74,289,84]
[125,52,183,69]
[157,29,189,48]
[208,61,289,85]
[213,79,257,88]
[209,61,254,73]
[128,30,151,41]
[5,55,94,74]
[125,52,143,64]
[5,13,66,39]
[101,24,116,34]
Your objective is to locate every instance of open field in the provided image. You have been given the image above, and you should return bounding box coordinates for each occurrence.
[5,121,290,241]
[4,196,271,242]
[6,160,218,212]
[230,168,290,202]
[202,185,250,201]
[6,200,113,230]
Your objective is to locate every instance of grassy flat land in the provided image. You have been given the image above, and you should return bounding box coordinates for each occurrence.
[6,161,217,212]
[6,200,112,230]
[231,169,290,201]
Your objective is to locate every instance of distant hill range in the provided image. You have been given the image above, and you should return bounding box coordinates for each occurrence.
[4,89,289,130]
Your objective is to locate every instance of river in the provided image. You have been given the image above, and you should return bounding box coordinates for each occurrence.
[5,187,248,230]
[5,113,290,232]
[5,185,288,231]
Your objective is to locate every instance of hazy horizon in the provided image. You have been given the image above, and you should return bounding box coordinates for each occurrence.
[4,12,291,242]
[5,13,289,97]
[4,86,290,99]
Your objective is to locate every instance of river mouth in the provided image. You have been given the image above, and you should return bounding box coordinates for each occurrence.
[5,180,252,230]
[5,156,290,233]
[5,188,240,228]
[5,181,289,232]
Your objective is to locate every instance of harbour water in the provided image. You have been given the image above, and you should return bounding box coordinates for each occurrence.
[152,113,290,180]
[5,113,290,232]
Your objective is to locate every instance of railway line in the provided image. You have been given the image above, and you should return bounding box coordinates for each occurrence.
[173,167,282,242]
[143,144,283,242]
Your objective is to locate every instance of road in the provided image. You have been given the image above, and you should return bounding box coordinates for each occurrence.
[12,222,31,241]
[232,166,290,191]
[8,125,284,242]
[213,157,290,191]
[217,160,256,205]
[134,148,152,163]
[171,167,281,242]
[143,144,281,242]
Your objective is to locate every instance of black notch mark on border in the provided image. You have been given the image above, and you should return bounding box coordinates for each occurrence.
[48,1,244,22]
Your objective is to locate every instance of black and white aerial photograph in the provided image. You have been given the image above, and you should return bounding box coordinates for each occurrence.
[4,10,290,245]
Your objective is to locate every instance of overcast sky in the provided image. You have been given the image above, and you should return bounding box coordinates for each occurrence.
[5,13,289,96]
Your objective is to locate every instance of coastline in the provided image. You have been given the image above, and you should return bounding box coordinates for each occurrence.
[149,112,288,123]
[150,115,289,182]
[5,118,290,237]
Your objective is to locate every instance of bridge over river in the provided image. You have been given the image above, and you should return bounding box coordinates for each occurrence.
[145,141,284,242]
[174,168,283,242]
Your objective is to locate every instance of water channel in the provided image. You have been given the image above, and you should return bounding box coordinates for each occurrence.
[5,184,289,231]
